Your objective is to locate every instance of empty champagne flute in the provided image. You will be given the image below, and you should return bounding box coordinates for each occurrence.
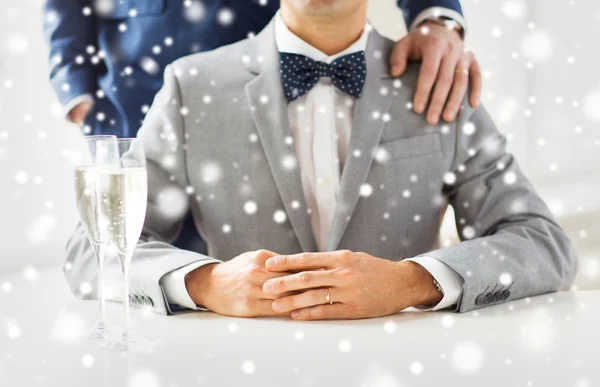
[73,135,119,339]
[98,138,148,350]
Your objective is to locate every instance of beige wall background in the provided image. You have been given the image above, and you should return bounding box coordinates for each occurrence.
[0,0,598,289]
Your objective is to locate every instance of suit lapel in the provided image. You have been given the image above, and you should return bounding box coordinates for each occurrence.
[243,21,318,253]
[327,31,397,251]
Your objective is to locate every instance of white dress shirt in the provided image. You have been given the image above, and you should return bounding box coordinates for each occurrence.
[409,6,467,33]
[161,10,465,312]
[276,14,370,251]
[63,94,94,118]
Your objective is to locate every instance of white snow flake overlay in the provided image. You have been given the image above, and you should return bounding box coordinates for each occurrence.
[273,210,287,224]
[360,183,373,197]
[410,361,424,375]
[201,162,222,185]
[452,341,485,374]
[338,339,352,352]
[243,201,258,215]
[241,360,255,374]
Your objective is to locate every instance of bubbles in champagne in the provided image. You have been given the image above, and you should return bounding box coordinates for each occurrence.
[97,168,148,253]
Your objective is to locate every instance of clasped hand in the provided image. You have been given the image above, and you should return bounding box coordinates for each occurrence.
[186,250,442,320]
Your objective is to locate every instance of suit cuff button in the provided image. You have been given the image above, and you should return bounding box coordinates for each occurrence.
[475,294,485,305]
[493,292,503,302]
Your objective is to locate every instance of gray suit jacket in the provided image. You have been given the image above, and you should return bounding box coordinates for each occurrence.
[65,20,578,315]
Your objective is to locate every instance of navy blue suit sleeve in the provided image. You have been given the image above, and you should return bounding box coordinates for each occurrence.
[397,0,463,28]
[44,0,98,106]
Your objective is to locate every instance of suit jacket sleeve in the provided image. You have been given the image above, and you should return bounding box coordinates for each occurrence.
[397,0,464,28]
[43,0,98,107]
[414,102,578,313]
[64,65,220,315]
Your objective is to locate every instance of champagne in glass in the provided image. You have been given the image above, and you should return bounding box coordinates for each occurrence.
[75,165,118,242]
[73,135,119,339]
[100,168,148,254]
[100,138,148,350]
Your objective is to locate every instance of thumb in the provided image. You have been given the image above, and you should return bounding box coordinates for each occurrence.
[390,37,411,77]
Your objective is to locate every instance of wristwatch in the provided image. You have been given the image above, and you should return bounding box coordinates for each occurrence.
[422,17,465,40]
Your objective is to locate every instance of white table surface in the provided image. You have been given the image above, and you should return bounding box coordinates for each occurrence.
[0,267,598,387]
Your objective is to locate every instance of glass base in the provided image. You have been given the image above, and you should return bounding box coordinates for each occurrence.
[102,328,156,352]
[81,320,115,340]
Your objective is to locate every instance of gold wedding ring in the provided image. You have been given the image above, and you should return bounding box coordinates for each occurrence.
[455,68,469,76]
[324,288,333,305]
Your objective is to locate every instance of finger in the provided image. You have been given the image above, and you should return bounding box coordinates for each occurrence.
[272,287,338,313]
[260,292,300,301]
[246,268,290,286]
[252,249,279,263]
[247,299,291,317]
[390,37,412,77]
[263,270,336,294]
[426,53,460,125]
[468,57,482,107]
[265,252,338,272]
[247,283,297,300]
[413,48,443,114]
[442,58,471,122]
[290,303,348,321]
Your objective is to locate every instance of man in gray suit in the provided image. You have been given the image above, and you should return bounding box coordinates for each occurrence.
[66,0,578,320]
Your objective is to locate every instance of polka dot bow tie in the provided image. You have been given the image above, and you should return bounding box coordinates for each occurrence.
[279,51,367,102]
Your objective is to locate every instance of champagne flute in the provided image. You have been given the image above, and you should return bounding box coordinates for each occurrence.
[73,135,119,339]
[99,138,148,350]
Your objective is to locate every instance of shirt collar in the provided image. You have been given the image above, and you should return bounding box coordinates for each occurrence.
[274,10,371,64]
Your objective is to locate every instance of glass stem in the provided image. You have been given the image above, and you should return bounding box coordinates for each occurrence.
[121,252,133,343]
[93,242,107,329]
